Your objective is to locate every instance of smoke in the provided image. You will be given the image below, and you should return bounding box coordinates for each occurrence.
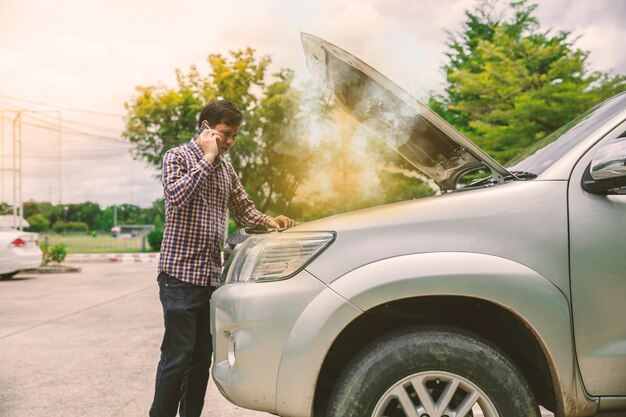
[288,85,437,216]
[279,33,497,216]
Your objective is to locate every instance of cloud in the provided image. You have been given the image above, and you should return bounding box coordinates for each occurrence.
[573,23,626,74]
[111,42,170,67]
[532,0,626,74]
[62,162,162,207]
[0,48,27,70]
[22,145,162,207]
[24,68,90,89]
[2,0,624,208]
[48,34,106,60]
[292,0,472,98]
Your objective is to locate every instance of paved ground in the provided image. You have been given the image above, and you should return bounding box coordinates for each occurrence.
[0,263,269,417]
[0,262,554,417]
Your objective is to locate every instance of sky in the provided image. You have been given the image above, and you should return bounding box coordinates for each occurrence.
[0,0,624,208]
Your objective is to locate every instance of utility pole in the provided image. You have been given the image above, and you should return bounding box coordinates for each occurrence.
[0,110,23,229]
[58,112,63,204]
[12,111,22,230]
[0,109,62,230]
[0,113,6,203]
[1,114,4,204]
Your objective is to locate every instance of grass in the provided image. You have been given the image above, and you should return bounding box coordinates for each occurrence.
[40,233,155,254]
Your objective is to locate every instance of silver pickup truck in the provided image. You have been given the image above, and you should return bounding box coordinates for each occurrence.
[211,34,626,417]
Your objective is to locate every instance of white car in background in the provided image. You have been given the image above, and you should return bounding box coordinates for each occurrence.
[0,229,42,279]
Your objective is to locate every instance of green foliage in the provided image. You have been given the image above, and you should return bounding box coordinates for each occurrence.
[52,221,89,233]
[122,46,442,222]
[26,214,49,232]
[68,221,89,232]
[71,202,102,229]
[147,228,164,251]
[153,215,164,230]
[0,202,12,215]
[430,0,626,164]
[19,200,166,232]
[40,242,67,265]
[51,221,65,233]
[123,48,309,215]
[151,199,165,228]
[41,234,144,254]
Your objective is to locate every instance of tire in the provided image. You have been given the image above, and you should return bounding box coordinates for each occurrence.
[326,326,540,417]
[0,272,17,280]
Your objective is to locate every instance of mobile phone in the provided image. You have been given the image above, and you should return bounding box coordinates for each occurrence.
[195,121,210,137]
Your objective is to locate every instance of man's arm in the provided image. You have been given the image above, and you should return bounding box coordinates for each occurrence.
[228,171,272,227]
[162,149,213,209]
[228,170,295,229]
[163,128,222,209]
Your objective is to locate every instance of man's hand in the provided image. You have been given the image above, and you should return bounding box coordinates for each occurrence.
[267,215,296,229]
[196,128,223,164]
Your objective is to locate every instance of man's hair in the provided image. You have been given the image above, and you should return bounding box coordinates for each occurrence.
[198,100,243,128]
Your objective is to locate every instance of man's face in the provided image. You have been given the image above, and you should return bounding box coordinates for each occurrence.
[214,122,240,155]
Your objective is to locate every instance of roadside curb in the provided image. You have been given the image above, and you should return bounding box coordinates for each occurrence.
[24,265,82,274]
[66,253,160,263]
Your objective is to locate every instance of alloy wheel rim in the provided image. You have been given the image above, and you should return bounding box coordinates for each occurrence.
[372,370,499,417]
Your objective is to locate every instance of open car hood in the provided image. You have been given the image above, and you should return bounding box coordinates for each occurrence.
[301,33,512,191]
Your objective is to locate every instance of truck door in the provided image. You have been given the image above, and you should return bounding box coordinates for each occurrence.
[568,125,626,396]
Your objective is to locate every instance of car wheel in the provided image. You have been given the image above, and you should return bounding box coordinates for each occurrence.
[0,272,17,280]
[326,326,540,417]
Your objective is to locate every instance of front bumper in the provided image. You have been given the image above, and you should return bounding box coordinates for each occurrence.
[210,270,327,414]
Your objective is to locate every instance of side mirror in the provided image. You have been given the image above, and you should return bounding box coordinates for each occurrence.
[582,136,626,195]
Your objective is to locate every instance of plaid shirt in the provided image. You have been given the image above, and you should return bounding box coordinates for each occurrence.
[158,139,272,287]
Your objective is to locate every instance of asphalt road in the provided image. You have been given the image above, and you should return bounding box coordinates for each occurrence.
[0,262,555,417]
[0,262,269,417]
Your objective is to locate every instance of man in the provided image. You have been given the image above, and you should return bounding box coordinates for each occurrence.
[150,100,295,417]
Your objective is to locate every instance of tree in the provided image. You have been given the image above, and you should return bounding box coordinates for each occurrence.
[26,214,49,232]
[123,48,309,215]
[147,228,164,251]
[52,221,89,233]
[72,202,102,229]
[146,198,165,229]
[94,206,114,231]
[40,243,67,264]
[0,202,11,215]
[430,0,626,164]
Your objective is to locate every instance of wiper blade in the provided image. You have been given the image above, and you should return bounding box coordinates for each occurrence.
[509,170,537,179]
[464,175,498,189]
[463,170,536,190]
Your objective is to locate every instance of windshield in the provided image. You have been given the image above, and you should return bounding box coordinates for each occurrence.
[507,93,626,175]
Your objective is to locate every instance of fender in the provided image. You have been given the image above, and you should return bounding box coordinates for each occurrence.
[276,252,598,417]
[275,286,362,417]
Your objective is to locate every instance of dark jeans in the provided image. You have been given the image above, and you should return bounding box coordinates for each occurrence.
[150,272,213,417]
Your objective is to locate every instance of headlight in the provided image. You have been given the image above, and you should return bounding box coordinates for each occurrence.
[224,232,334,283]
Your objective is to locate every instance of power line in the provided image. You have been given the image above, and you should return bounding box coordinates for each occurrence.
[2,109,185,145]
[1,107,132,150]
[30,110,123,135]
[22,149,131,160]
[20,118,129,144]
[0,102,126,137]
[0,107,158,208]
[0,94,125,118]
